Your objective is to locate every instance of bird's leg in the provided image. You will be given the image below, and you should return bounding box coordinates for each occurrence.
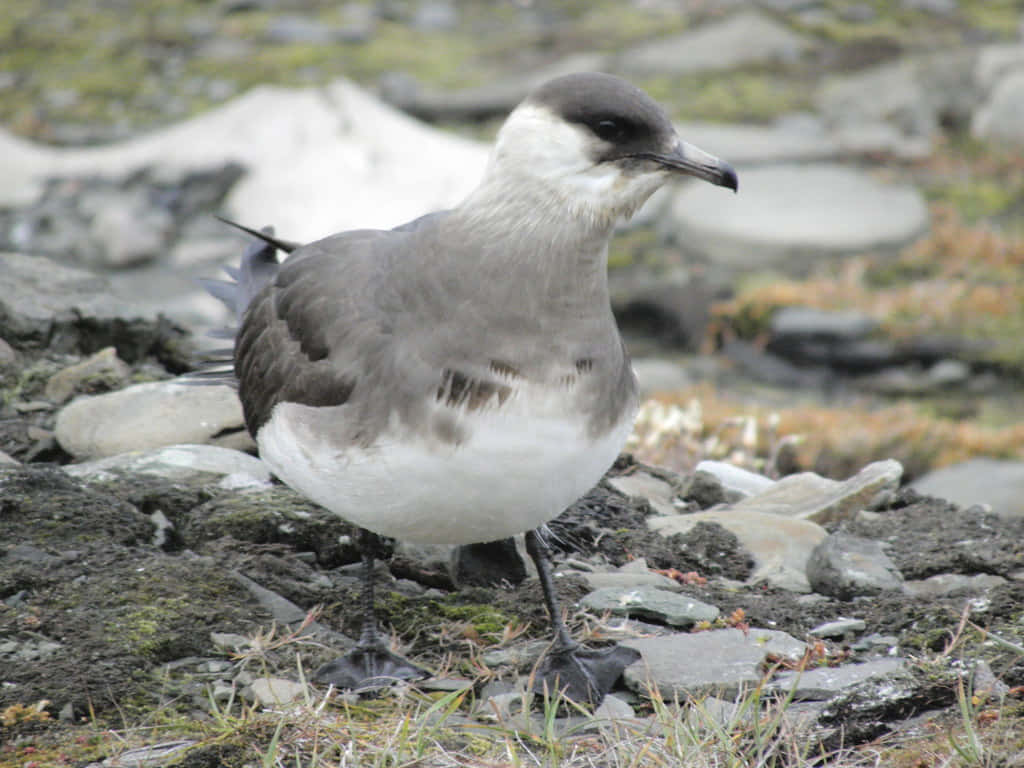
[525,528,640,707]
[314,528,429,690]
[527,528,577,652]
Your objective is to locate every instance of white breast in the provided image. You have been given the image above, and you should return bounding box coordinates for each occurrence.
[256,385,636,545]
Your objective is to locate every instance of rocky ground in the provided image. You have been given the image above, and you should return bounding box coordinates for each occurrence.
[0,312,1022,765]
[1,433,1023,765]
[2,0,1024,766]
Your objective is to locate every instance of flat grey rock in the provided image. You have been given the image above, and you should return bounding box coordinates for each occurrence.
[770,659,906,701]
[927,359,971,387]
[911,458,1024,518]
[809,618,867,639]
[858,360,977,396]
[816,60,937,158]
[650,510,827,593]
[673,115,838,166]
[974,43,1024,92]
[617,557,655,574]
[0,252,160,353]
[973,69,1024,142]
[481,639,551,671]
[729,460,903,525]
[580,571,684,593]
[210,632,251,652]
[99,741,197,768]
[6,543,61,567]
[0,637,64,663]
[618,12,811,75]
[853,634,900,652]
[665,165,928,272]
[607,470,679,515]
[902,573,1007,599]
[55,381,251,460]
[582,586,719,627]
[64,443,270,484]
[693,460,776,500]
[232,571,352,650]
[771,306,877,341]
[589,694,638,726]
[247,677,309,706]
[806,532,904,600]
[829,120,933,160]
[622,628,805,699]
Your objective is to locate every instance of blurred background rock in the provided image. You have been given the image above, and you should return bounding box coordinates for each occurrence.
[2,0,1023,510]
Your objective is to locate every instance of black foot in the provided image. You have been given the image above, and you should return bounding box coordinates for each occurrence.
[533,643,641,707]
[314,645,429,690]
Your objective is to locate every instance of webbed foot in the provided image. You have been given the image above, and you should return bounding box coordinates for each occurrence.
[315,644,429,690]
[533,643,641,707]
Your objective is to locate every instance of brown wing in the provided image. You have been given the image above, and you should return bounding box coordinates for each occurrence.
[234,230,392,435]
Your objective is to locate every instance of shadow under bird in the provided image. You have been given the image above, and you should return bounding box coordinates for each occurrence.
[195,72,737,706]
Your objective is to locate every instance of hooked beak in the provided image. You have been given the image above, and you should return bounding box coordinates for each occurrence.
[638,139,738,192]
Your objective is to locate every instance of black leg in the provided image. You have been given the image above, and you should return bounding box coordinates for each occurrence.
[355,534,383,646]
[525,529,576,650]
[314,529,429,690]
[525,528,640,707]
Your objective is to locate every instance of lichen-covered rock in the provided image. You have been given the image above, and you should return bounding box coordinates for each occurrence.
[180,485,360,568]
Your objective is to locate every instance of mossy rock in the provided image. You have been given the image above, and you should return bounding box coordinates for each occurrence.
[0,465,155,550]
[181,486,361,567]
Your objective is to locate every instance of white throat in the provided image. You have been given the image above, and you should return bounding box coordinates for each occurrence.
[467,104,670,228]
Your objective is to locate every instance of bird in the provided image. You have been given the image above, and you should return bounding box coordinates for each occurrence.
[196,72,737,706]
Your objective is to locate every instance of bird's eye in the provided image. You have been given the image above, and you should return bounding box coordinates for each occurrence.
[594,119,626,143]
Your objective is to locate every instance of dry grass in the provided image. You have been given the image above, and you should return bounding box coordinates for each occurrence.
[711,205,1024,372]
[5,607,1021,768]
[626,384,1024,481]
[16,657,1018,767]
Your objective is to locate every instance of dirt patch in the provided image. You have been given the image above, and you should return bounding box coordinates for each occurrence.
[0,467,268,720]
[843,488,1024,579]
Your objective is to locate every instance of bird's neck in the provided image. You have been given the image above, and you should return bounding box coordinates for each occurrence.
[451,171,619,302]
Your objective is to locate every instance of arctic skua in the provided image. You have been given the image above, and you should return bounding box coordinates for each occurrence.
[199,72,737,705]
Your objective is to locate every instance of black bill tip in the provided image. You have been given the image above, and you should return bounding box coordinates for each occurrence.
[719,162,739,193]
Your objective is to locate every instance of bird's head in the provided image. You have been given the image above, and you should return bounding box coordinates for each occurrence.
[483,72,737,226]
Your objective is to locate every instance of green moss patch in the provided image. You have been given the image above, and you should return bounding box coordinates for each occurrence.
[380,590,521,650]
[641,70,812,124]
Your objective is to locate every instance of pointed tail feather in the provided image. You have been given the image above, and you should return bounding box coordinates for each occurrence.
[214,215,300,255]
[182,219,293,387]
